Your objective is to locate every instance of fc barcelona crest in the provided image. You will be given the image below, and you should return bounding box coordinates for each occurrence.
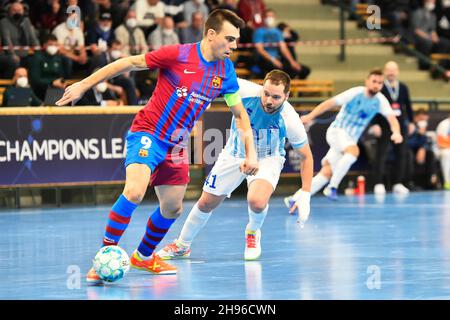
[139,149,148,157]
[212,76,222,88]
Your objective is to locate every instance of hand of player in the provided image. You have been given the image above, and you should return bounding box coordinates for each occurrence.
[240,157,259,176]
[300,114,313,126]
[55,81,90,106]
[390,132,403,144]
[289,190,311,228]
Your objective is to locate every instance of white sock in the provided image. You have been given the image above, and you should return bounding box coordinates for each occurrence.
[177,203,212,247]
[441,149,450,183]
[247,205,268,232]
[294,173,330,198]
[329,153,357,189]
[136,250,152,261]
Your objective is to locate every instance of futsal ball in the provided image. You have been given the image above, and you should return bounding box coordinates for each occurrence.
[93,245,130,282]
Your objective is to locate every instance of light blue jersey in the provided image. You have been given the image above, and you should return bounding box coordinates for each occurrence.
[330,86,394,142]
[225,79,308,159]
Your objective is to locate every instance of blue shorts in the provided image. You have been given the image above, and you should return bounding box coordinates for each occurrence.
[125,131,171,172]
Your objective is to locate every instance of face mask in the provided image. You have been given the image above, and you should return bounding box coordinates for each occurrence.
[12,13,23,21]
[100,25,111,33]
[46,45,58,56]
[417,120,428,129]
[162,29,174,36]
[96,82,108,93]
[16,76,28,88]
[110,50,121,60]
[126,18,137,28]
[265,17,276,28]
[425,3,435,11]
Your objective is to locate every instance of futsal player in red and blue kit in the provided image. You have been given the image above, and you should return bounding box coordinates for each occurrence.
[56,9,259,284]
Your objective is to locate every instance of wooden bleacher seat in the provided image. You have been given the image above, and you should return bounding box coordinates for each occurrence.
[430,53,450,62]
[253,79,334,97]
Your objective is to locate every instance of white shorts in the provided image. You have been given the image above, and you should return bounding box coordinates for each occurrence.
[322,127,357,170]
[203,151,285,198]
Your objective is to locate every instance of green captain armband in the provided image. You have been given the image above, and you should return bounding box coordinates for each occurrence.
[223,91,242,107]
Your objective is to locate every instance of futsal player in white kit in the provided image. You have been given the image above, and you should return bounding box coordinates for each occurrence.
[286,68,403,206]
[157,70,314,261]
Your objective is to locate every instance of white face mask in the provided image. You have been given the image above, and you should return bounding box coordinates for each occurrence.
[100,25,111,33]
[96,82,108,93]
[110,50,121,60]
[126,18,137,28]
[425,2,435,11]
[46,45,58,56]
[265,17,276,28]
[16,76,28,88]
[162,28,174,36]
[417,120,428,129]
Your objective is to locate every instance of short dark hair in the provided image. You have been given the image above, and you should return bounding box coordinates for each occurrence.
[263,69,291,94]
[368,68,383,78]
[415,108,428,116]
[203,9,245,36]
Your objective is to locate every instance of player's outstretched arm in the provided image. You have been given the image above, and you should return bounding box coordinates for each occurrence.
[290,144,314,227]
[386,114,403,144]
[229,102,259,176]
[301,98,338,125]
[56,54,148,106]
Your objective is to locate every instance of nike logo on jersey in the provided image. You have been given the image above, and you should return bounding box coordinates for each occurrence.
[184,69,196,74]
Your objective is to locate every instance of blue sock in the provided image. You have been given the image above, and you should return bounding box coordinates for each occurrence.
[103,194,138,246]
[137,207,176,257]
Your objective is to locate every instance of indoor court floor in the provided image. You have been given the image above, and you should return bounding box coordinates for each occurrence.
[1,191,449,300]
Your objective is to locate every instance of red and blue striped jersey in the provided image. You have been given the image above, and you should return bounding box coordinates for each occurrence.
[131,42,239,145]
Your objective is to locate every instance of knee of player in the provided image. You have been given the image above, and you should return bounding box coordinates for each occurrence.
[346,146,360,158]
[161,204,183,219]
[248,198,268,213]
[123,188,145,204]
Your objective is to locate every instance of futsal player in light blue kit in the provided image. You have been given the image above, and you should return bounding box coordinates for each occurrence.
[286,68,403,206]
[158,70,314,261]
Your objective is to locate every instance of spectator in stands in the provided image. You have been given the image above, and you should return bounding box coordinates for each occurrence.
[148,15,180,49]
[75,79,123,106]
[34,0,65,41]
[162,0,189,28]
[411,0,450,69]
[52,10,88,78]
[0,37,19,79]
[405,108,439,190]
[29,34,66,100]
[370,61,414,195]
[115,10,148,56]
[96,0,127,30]
[90,40,138,105]
[179,11,204,43]
[183,0,209,26]
[436,114,450,190]
[277,22,300,60]
[132,0,166,37]
[238,0,266,29]
[374,0,419,39]
[0,1,40,68]
[253,9,310,79]
[86,11,116,56]
[2,67,42,107]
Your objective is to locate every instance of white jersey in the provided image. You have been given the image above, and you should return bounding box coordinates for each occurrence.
[225,79,309,159]
[330,86,394,141]
[436,118,450,140]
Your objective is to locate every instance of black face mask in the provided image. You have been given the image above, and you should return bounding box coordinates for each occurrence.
[12,13,23,21]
